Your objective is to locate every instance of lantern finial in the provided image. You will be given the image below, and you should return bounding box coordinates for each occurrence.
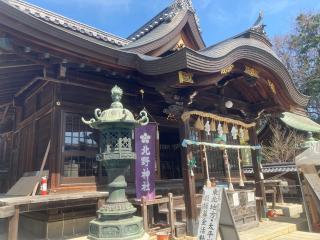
[111,85,123,109]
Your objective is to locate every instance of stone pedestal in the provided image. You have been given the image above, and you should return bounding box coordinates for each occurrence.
[88,163,149,240]
[89,216,147,240]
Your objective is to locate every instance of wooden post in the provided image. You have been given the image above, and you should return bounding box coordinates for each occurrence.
[168,193,175,237]
[276,182,284,204]
[249,127,266,217]
[141,196,148,232]
[8,207,19,240]
[179,120,198,236]
[49,83,61,190]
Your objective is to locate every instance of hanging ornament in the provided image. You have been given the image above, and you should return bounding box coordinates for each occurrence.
[217,122,223,137]
[244,128,250,142]
[210,120,216,132]
[239,128,244,141]
[231,125,238,140]
[187,158,197,177]
[194,117,204,131]
[223,122,229,134]
[204,120,211,136]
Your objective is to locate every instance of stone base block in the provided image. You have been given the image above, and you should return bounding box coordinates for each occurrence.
[88,216,149,240]
[20,214,95,239]
[281,204,303,218]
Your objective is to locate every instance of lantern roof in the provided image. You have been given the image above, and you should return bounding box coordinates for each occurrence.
[82,85,148,129]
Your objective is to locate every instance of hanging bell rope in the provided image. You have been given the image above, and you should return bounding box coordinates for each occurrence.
[237,149,244,187]
[223,149,234,191]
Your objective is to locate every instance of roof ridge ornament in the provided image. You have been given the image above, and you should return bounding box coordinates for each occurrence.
[128,0,201,41]
[173,0,194,11]
[172,0,201,32]
[250,11,266,35]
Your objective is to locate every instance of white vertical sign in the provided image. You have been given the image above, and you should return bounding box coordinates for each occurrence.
[197,187,223,240]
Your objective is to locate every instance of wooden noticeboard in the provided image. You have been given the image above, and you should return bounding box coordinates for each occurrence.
[197,186,240,240]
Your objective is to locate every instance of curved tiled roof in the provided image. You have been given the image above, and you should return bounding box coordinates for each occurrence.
[0,0,310,109]
[123,0,205,53]
[127,0,200,42]
[200,38,280,60]
[3,0,131,47]
[135,37,309,107]
[243,164,297,174]
[123,10,187,50]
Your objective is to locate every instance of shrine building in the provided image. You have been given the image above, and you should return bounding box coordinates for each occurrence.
[0,0,316,239]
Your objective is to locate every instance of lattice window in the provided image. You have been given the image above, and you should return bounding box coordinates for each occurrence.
[102,128,132,154]
[63,113,101,177]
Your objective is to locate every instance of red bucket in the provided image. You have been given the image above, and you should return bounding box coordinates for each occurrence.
[156,232,170,240]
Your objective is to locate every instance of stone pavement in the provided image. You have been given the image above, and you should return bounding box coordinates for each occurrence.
[70,217,320,240]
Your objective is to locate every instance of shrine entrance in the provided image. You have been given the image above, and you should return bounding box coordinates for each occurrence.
[159,126,182,179]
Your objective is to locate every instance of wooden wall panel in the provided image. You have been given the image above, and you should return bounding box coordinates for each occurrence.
[16,123,34,177]
[34,112,51,170]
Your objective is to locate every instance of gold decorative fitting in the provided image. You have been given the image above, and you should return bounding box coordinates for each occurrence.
[267,80,276,94]
[172,38,186,51]
[244,66,259,78]
[220,64,234,75]
[178,71,194,84]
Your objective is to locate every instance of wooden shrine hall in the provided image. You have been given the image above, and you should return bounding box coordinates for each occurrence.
[0,0,312,239]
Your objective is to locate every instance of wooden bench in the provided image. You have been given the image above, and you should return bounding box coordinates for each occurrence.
[158,194,202,224]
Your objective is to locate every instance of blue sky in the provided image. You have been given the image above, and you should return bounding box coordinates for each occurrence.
[25,0,320,46]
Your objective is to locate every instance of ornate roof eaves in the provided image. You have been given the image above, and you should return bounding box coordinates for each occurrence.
[127,0,201,42]
[3,0,131,47]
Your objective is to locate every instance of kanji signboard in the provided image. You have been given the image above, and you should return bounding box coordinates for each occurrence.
[135,123,156,200]
[197,186,240,240]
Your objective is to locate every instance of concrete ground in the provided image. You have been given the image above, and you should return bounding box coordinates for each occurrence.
[70,217,319,240]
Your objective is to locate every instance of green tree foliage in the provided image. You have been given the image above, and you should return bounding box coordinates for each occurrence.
[273,13,320,121]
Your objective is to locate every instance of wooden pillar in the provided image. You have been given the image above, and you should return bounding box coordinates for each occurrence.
[168,193,175,236]
[179,120,198,236]
[141,196,148,232]
[49,83,61,190]
[249,127,266,217]
[8,207,19,240]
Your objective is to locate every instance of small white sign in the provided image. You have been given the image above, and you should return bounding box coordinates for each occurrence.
[247,191,255,202]
[232,192,240,207]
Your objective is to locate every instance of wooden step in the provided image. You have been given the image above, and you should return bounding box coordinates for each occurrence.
[239,217,308,240]
[273,231,320,240]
